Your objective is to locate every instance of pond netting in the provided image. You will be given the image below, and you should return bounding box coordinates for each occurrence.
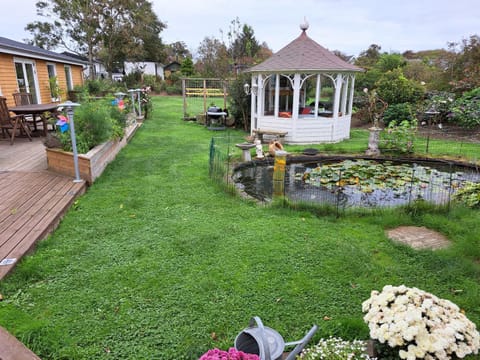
[233,158,480,208]
[209,135,480,215]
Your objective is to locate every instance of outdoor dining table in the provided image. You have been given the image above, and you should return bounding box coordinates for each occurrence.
[9,103,59,136]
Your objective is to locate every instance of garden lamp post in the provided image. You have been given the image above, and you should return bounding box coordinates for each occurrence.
[128,89,136,114]
[136,88,142,118]
[243,83,258,96]
[58,101,82,183]
[114,92,126,100]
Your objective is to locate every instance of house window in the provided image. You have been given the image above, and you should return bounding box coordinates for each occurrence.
[14,58,40,103]
[47,63,58,99]
[47,63,56,79]
[64,65,73,91]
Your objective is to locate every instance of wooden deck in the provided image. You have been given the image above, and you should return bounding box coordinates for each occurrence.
[0,136,86,359]
[0,171,86,279]
[0,136,47,172]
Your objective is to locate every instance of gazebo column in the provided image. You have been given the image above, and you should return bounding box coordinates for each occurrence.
[274,74,280,117]
[250,74,258,134]
[348,75,356,115]
[332,73,343,117]
[291,73,301,137]
[267,77,274,114]
[341,76,349,115]
[314,74,321,119]
[257,74,264,122]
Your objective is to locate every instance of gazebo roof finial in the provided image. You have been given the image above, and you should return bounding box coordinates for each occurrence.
[300,17,309,32]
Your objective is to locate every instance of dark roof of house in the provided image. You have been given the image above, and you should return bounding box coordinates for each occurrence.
[0,36,86,66]
[61,51,89,62]
[164,61,181,70]
[249,29,363,73]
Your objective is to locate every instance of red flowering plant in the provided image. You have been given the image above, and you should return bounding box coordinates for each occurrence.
[199,347,260,360]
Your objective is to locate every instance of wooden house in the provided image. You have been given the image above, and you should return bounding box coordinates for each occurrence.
[0,36,86,107]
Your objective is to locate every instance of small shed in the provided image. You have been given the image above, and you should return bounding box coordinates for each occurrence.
[247,24,363,144]
[164,61,181,78]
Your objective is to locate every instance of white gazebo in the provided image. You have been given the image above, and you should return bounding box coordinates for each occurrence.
[247,24,363,144]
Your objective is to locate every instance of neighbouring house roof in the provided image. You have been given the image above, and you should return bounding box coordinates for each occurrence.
[164,61,181,71]
[0,37,86,66]
[249,29,363,73]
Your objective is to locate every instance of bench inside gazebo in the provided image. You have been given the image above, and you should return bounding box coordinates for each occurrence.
[247,23,363,144]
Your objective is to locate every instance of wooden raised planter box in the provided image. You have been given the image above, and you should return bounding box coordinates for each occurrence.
[46,123,139,185]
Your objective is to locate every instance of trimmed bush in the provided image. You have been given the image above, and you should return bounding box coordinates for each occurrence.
[376,68,424,105]
[382,103,416,126]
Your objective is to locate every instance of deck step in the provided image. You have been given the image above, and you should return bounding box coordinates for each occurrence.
[0,326,41,359]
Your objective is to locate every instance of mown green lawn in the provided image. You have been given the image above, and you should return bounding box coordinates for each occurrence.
[0,96,479,359]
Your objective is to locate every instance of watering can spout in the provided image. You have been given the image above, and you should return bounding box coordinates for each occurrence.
[284,325,318,360]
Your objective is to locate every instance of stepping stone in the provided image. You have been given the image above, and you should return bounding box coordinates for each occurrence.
[386,226,450,250]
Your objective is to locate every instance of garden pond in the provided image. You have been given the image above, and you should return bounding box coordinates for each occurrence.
[232,157,480,208]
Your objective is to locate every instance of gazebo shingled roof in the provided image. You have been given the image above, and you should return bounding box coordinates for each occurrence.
[249,30,363,73]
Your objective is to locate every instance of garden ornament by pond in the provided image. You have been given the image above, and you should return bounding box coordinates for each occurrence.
[255,140,265,159]
[363,88,387,156]
[234,316,318,360]
[364,88,387,129]
[268,140,284,157]
[236,142,256,162]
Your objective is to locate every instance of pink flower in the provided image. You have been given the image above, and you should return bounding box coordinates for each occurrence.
[199,347,260,360]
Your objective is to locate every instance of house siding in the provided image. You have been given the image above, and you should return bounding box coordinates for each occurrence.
[0,54,19,105]
[36,60,52,103]
[71,66,83,89]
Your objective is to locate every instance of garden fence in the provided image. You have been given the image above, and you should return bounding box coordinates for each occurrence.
[182,78,232,121]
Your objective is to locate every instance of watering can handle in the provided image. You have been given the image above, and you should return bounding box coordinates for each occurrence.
[249,316,271,360]
[284,324,318,360]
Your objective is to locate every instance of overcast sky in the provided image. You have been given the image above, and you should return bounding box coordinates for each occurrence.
[1,0,478,57]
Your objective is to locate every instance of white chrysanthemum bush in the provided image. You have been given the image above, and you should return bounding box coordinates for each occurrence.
[362,285,480,359]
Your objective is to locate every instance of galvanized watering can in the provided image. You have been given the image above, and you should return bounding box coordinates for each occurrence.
[234,316,318,360]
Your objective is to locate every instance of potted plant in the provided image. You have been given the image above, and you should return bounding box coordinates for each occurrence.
[48,76,63,102]
[362,285,480,359]
[199,347,259,360]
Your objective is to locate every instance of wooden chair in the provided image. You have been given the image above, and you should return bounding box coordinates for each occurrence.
[0,97,32,145]
[12,92,34,106]
[12,92,43,132]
